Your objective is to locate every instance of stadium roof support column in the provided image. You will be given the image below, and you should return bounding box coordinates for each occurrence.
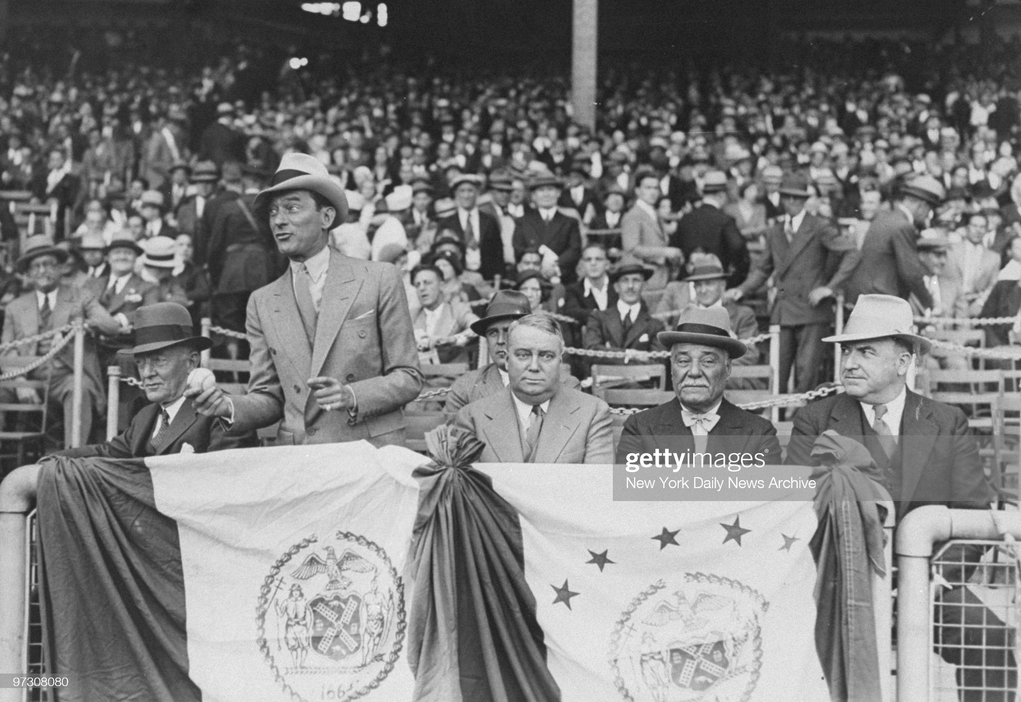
[0,0,7,47]
[572,0,598,130]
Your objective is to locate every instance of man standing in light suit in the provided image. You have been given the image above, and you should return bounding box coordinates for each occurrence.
[193,153,423,447]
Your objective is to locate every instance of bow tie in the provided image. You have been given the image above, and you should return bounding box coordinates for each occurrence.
[681,410,720,433]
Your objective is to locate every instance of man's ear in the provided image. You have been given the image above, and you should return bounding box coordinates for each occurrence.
[320,206,337,230]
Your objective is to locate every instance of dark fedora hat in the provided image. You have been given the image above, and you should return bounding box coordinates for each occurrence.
[657,307,746,358]
[469,290,532,335]
[121,302,213,356]
[106,236,144,256]
[528,170,563,190]
[684,254,727,281]
[17,235,69,273]
[609,262,655,284]
[778,172,812,198]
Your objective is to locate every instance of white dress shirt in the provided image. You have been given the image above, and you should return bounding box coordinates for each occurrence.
[152,395,187,438]
[35,290,57,310]
[617,298,641,325]
[604,210,621,228]
[584,276,610,311]
[458,208,480,240]
[107,274,132,295]
[859,387,907,439]
[785,209,807,238]
[538,207,557,222]
[511,392,551,431]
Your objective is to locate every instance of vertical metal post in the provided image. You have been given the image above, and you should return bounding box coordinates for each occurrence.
[571,0,598,131]
[70,324,84,448]
[0,465,42,702]
[768,324,781,424]
[200,317,212,368]
[106,365,121,441]
[834,293,845,383]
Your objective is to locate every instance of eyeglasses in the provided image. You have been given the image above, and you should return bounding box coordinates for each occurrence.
[28,261,59,273]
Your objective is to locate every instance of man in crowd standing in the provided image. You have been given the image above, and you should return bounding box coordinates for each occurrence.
[673,170,750,288]
[192,153,423,447]
[846,175,945,307]
[511,171,583,285]
[727,172,860,394]
[621,169,683,298]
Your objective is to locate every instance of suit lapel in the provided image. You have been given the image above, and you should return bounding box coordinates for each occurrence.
[131,405,160,457]
[624,307,652,348]
[605,309,625,348]
[155,401,199,455]
[311,251,363,378]
[899,391,938,504]
[534,391,582,463]
[269,272,313,377]
[481,390,523,462]
[54,285,75,328]
[481,364,505,397]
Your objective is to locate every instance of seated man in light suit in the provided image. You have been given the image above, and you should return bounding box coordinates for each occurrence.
[453,313,613,463]
[614,306,781,464]
[444,290,578,420]
[62,303,257,458]
[193,153,423,447]
[785,294,1007,701]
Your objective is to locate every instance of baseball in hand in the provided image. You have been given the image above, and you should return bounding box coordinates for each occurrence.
[186,368,216,396]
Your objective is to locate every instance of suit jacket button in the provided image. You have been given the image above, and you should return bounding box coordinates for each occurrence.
[270,348,276,355]
[307,428,316,436]
[294,384,301,393]
[358,330,367,338]
[346,373,355,382]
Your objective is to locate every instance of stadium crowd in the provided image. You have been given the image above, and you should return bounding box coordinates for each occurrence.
[0,30,1021,447]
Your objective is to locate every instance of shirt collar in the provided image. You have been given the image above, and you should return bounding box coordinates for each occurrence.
[617,298,641,319]
[290,245,330,283]
[510,390,551,427]
[539,207,558,220]
[698,298,724,309]
[35,289,56,307]
[895,203,915,225]
[678,398,723,416]
[584,276,608,295]
[498,367,510,386]
[859,386,907,428]
[787,209,807,232]
[161,395,188,425]
[636,199,658,218]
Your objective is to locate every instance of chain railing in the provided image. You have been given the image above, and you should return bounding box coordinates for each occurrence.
[604,384,843,415]
[563,332,771,360]
[915,315,1021,326]
[0,330,75,382]
[927,339,1021,360]
[207,325,248,341]
[0,323,73,355]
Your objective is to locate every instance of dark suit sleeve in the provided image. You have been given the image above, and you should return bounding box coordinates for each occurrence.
[583,311,603,350]
[562,285,588,325]
[736,233,775,296]
[946,407,996,507]
[56,422,139,459]
[723,217,750,287]
[891,224,933,309]
[821,221,861,291]
[584,400,614,463]
[207,418,259,451]
[755,423,783,465]
[559,218,582,278]
[784,404,821,466]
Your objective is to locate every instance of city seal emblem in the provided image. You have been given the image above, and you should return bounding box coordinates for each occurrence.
[256,530,406,701]
[609,573,767,702]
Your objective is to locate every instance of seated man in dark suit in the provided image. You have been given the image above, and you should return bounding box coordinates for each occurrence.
[615,306,781,464]
[60,303,257,458]
[583,261,667,383]
[454,312,613,463]
[785,294,1008,701]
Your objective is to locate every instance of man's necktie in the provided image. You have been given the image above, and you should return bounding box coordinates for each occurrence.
[37,295,53,355]
[294,265,318,344]
[681,409,720,454]
[785,218,795,244]
[148,408,172,455]
[622,311,633,337]
[872,404,897,459]
[524,404,545,462]
[463,213,475,246]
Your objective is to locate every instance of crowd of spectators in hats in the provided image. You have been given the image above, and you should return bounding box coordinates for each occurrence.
[3,30,1021,398]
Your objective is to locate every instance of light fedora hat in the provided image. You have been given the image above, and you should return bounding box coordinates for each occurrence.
[822,294,930,353]
[657,306,746,359]
[253,152,348,223]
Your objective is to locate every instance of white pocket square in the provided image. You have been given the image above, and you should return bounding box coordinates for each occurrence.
[353,309,376,320]
[639,333,649,342]
[179,442,195,455]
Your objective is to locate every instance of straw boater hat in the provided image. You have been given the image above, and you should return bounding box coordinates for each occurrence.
[898,174,946,205]
[701,170,729,194]
[657,306,747,359]
[122,302,212,356]
[449,173,484,191]
[684,255,727,281]
[916,229,951,251]
[141,236,177,269]
[17,235,69,273]
[76,233,107,251]
[529,170,563,190]
[469,290,532,336]
[191,161,220,183]
[139,190,166,210]
[822,294,930,354]
[253,152,349,222]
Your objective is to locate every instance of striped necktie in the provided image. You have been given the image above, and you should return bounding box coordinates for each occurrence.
[148,408,172,455]
[524,405,545,462]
